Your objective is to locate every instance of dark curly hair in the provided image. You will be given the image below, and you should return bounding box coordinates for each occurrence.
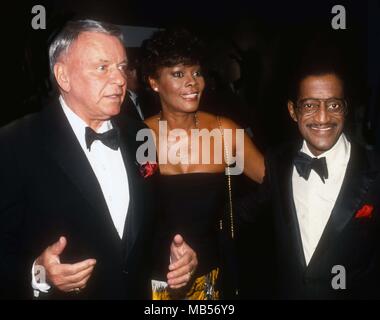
[140,28,204,85]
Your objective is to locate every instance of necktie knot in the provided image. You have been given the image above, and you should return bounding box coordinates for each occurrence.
[85,127,120,151]
[294,151,329,183]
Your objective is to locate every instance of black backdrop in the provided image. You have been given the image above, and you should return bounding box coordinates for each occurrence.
[0,0,379,300]
[2,0,378,150]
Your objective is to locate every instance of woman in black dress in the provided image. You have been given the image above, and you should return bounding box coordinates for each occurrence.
[141,29,265,299]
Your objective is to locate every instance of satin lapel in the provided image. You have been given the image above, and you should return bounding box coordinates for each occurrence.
[277,143,307,269]
[114,116,146,260]
[42,103,112,219]
[122,95,140,120]
[307,144,378,273]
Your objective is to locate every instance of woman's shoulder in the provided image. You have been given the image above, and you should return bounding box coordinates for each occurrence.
[144,114,159,130]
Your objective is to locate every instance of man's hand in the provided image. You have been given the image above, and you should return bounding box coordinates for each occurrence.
[167,234,198,289]
[35,236,96,293]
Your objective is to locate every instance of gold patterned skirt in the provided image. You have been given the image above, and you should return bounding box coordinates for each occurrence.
[151,268,220,300]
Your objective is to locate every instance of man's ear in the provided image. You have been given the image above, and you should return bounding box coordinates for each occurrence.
[287,100,298,122]
[54,62,70,92]
[148,77,159,92]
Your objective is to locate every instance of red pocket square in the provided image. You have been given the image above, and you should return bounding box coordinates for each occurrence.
[139,162,158,179]
[355,204,374,219]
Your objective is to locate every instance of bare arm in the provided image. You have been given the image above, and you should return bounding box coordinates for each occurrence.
[219,117,265,183]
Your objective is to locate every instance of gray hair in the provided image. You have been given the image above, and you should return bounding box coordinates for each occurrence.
[48,19,124,75]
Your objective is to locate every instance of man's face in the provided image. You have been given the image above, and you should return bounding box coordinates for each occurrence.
[55,32,127,125]
[126,67,139,92]
[288,74,346,156]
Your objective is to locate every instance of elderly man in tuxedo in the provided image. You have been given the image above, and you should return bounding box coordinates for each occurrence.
[0,19,197,299]
[240,60,380,299]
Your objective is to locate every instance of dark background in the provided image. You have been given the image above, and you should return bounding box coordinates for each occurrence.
[2,0,379,150]
[1,0,379,299]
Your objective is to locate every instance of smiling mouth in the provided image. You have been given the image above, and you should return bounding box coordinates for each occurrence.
[308,124,337,133]
[181,92,200,100]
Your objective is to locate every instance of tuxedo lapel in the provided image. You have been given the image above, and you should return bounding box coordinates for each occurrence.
[41,104,153,264]
[114,116,146,260]
[277,143,307,269]
[41,103,120,241]
[307,143,379,273]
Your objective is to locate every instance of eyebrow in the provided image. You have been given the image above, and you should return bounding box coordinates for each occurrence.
[298,97,344,101]
[97,59,127,64]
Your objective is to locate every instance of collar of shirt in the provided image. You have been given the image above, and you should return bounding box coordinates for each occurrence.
[300,133,351,179]
[59,96,113,151]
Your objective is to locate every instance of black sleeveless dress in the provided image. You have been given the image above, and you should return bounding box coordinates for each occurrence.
[151,172,226,299]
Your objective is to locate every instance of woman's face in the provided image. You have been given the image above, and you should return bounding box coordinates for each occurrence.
[149,63,205,113]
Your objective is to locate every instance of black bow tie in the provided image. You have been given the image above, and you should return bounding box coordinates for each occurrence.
[294,151,329,183]
[85,127,120,151]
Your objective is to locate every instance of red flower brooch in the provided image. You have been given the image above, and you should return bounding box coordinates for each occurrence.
[139,162,158,178]
[355,204,374,219]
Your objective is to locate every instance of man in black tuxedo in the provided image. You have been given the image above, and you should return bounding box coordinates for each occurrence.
[0,20,197,299]
[122,52,145,121]
[240,63,380,299]
[120,48,158,121]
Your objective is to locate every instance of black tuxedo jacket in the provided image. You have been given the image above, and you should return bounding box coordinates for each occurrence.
[0,101,158,299]
[120,91,159,121]
[122,94,143,121]
[239,140,380,299]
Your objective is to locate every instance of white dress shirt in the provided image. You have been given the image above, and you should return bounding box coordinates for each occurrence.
[292,134,351,265]
[33,96,130,296]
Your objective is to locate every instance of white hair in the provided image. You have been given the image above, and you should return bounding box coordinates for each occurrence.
[48,19,124,74]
